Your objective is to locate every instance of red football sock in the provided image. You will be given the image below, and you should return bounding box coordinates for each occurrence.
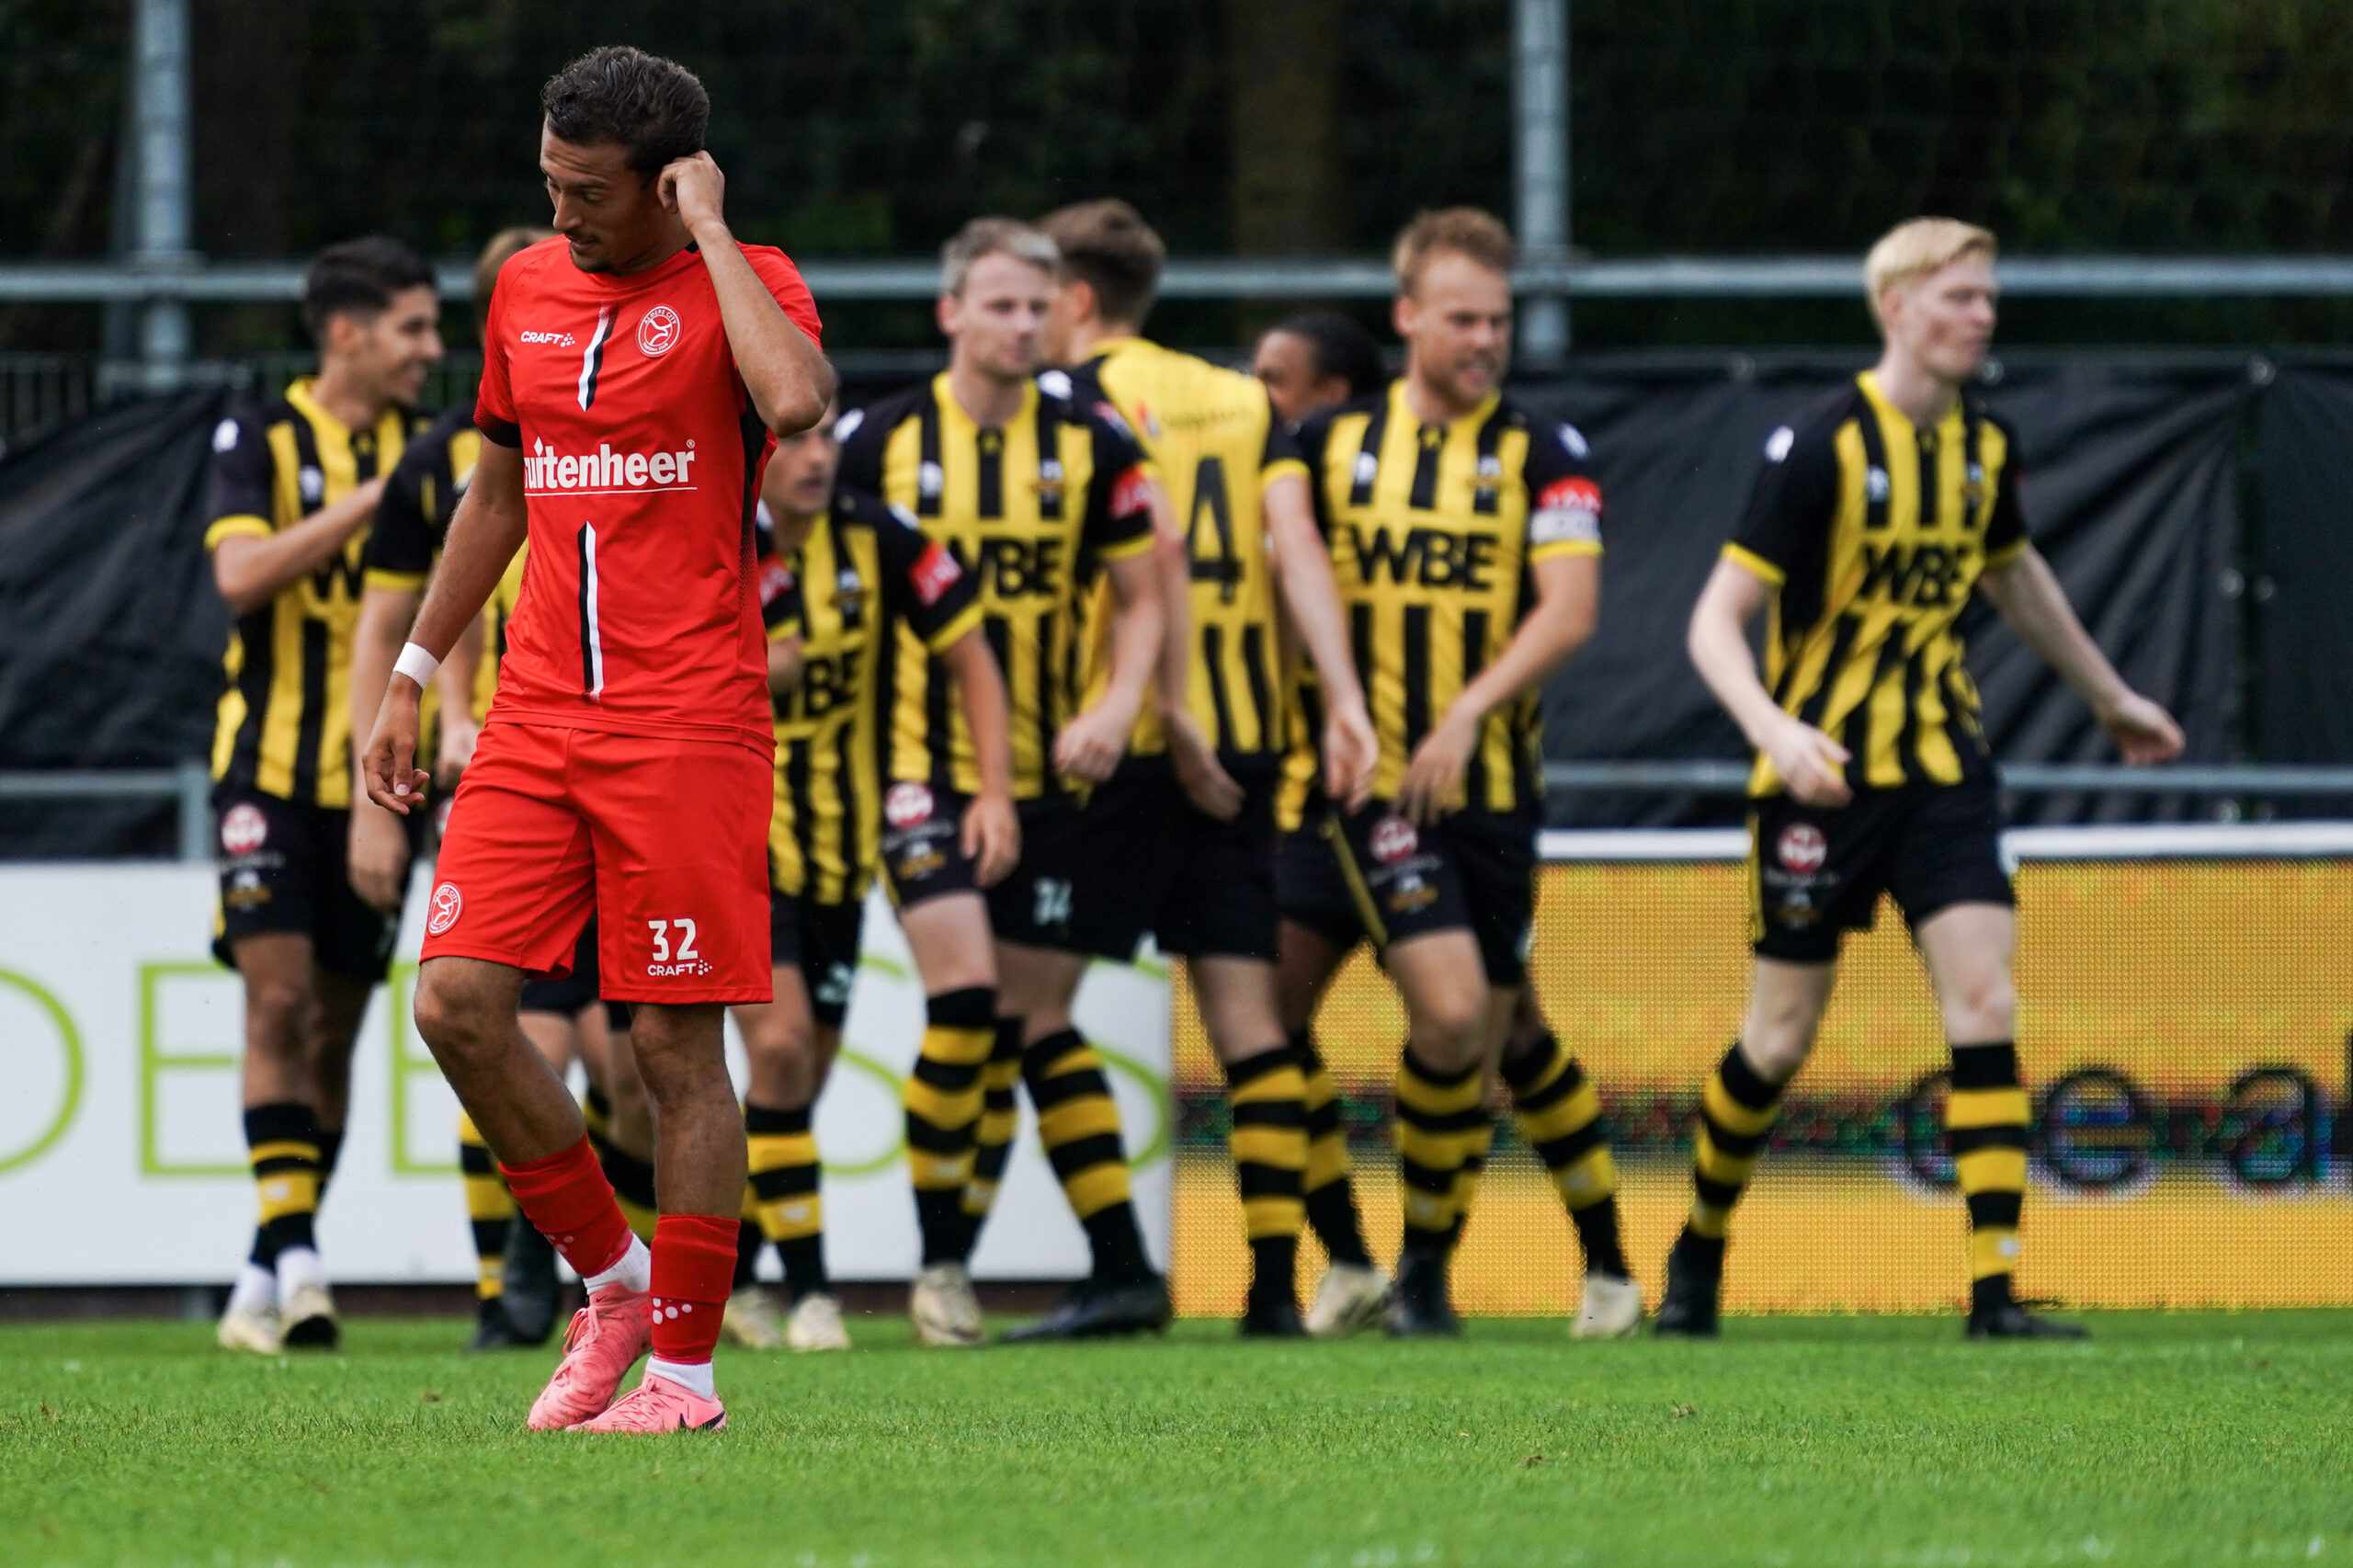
[499,1136,632,1280]
[649,1213,738,1366]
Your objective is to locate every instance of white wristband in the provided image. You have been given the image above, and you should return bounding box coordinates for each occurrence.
[392,642,441,689]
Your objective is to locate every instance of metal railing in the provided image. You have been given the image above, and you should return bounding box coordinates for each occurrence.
[17,254,2353,306]
[2,761,2349,866]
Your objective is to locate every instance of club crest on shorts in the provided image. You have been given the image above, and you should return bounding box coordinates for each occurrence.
[1370,814,1419,865]
[1776,823,1828,875]
[427,881,463,936]
[637,304,681,358]
[219,802,269,857]
[886,782,935,830]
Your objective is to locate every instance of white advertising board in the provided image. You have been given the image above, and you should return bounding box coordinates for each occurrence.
[0,864,1169,1285]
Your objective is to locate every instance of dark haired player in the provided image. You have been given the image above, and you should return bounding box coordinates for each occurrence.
[1253,312,1387,426]
[1664,218,2181,1340]
[361,45,829,1433]
[209,235,441,1355]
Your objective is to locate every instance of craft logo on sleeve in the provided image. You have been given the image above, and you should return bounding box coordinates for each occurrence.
[637,304,681,358]
[1777,822,1828,874]
[219,802,269,857]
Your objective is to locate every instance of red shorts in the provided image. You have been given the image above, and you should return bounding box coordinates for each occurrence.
[423,721,773,1005]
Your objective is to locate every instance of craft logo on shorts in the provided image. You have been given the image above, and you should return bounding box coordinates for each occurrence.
[427,881,464,936]
[885,782,935,831]
[219,802,269,857]
[637,305,681,358]
[1370,814,1419,865]
[1777,823,1829,875]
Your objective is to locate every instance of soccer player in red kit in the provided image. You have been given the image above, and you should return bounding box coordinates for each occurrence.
[359,46,831,1434]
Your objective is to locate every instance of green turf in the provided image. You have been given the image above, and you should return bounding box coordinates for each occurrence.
[1,1312,2347,1567]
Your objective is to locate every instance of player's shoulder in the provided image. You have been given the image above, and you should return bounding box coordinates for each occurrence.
[486,236,572,301]
[1036,367,1139,445]
[829,483,909,533]
[1965,395,2021,445]
[1756,382,1864,470]
[211,396,292,460]
[833,382,933,449]
[1493,393,1595,460]
[1297,389,1387,453]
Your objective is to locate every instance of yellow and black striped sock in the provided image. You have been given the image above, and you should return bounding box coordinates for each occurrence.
[747,1101,828,1300]
[1948,1040,2029,1316]
[1394,1050,1483,1259]
[1022,1028,1153,1285]
[1502,1030,1629,1276]
[1685,1041,1786,1265]
[1443,1111,1497,1251]
[959,1017,1027,1261]
[598,1135,659,1244]
[904,987,997,1266]
[457,1111,513,1303]
[1291,1028,1373,1267]
[244,1101,322,1267]
[1223,1047,1308,1310]
[582,1085,614,1162]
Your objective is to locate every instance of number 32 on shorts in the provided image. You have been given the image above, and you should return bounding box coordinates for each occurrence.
[646,915,708,977]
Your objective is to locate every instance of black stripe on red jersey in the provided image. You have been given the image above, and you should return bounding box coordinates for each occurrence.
[576,306,612,412]
[575,523,597,697]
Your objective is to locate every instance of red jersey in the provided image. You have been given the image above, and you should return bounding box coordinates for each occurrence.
[474,236,823,753]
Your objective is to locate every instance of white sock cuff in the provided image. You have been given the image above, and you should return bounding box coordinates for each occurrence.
[584,1233,652,1295]
[646,1356,716,1401]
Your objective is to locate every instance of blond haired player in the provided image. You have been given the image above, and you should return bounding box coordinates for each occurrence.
[1663,218,2184,1339]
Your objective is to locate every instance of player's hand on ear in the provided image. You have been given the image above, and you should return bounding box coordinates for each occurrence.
[963,790,1021,888]
[1764,713,1853,809]
[658,152,728,237]
[1323,695,1379,812]
[2097,690,2184,765]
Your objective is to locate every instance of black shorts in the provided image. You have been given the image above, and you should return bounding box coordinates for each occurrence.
[1328,802,1539,987]
[1066,756,1283,962]
[880,779,1088,951]
[1749,779,2015,964]
[1276,818,1365,951]
[769,890,866,1029]
[519,919,601,1017]
[211,783,410,983]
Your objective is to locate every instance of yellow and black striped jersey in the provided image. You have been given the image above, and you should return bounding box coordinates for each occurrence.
[1295,381,1603,817]
[836,370,1156,800]
[1725,371,2028,796]
[1068,337,1307,758]
[207,379,432,809]
[760,488,983,903]
[359,403,519,724]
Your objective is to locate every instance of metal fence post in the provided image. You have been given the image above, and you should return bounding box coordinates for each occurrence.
[130,0,195,392]
[176,758,210,863]
[1514,0,1571,366]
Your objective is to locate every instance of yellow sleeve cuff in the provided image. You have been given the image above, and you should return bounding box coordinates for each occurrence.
[924,601,986,653]
[1722,542,1786,586]
[204,516,272,551]
[1530,540,1603,563]
[1094,531,1157,563]
[1984,538,2031,570]
[1259,458,1311,492]
[362,569,428,593]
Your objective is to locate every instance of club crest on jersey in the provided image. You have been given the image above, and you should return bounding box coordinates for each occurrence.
[637,305,681,358]
[1867,466,1892,502]
[1473,451,1504,509]
[1964,461,1986,506]
[220,802,268,857]
[1370,814,1419,865]
[427,881,464,936]
[1034,458,1065,506]
[300,466,324,504]
[1776,823,1828,875]
[885,782,935,830]
[832,565,866,619]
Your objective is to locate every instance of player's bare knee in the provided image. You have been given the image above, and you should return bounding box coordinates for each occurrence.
[241,975,309,1064]
[1940,969,2017,1044]
[1409,992,1487,1074]
[412,965,503,1061]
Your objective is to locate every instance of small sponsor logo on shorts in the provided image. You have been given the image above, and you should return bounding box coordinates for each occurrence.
[1369,814,1419,865]
[220,803,268,857]
[892,847,945,881]
[886,782,935,830]
[1776,823,1828,875]
[646,960,714,978]
[427,881,463,936]
[1387,874,1438,915]
[224,868,270,911]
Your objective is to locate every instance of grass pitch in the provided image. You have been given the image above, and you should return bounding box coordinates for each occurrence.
[1,1312,2346,1566]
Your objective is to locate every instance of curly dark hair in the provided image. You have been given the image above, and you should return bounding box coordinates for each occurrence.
[301,235,434,339]
[540,45,709,178]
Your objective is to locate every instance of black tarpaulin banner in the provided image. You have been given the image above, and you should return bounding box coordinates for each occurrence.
[0,387,233,856]
[1519,360,2250,825]
[2254,369,2353,773]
